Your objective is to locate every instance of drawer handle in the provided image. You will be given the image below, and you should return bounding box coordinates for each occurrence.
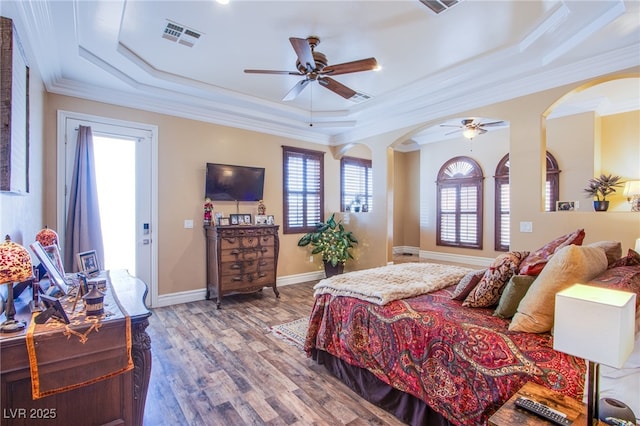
[258,273,267,278]
[230,264,241,270]
[232,277,243,281]
[230,249,240,255]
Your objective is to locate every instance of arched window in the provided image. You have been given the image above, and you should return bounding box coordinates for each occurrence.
[437,156,483,249]
[494,151,561,251]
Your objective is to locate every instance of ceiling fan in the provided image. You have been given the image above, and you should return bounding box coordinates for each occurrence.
[440,118,507,139]
[244,36,379,101]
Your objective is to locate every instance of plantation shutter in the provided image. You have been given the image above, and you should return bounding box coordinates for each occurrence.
[341,157,372,212]
[283,146,324,234]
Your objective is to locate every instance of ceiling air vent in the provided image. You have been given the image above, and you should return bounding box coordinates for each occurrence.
[162,20,202,47]
[419,0,461,15]
[350,92,373,103]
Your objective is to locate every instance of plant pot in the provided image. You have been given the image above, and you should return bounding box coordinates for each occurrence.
[593,201,609,212]
[323,261,344,278]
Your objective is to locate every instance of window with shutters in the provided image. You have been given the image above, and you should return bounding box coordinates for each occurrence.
[341,156,372,212]
[282,146,324,234]
[494,151,560,251]
[436,156,483,249]
[494,154,510,251]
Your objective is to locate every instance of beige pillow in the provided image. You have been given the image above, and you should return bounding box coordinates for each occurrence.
[509,244,608,333]
[587,241,622,267]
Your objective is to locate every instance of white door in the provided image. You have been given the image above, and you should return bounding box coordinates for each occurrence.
[58,111,158,306]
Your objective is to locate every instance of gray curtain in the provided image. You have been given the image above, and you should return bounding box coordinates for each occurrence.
[64,125,105,272]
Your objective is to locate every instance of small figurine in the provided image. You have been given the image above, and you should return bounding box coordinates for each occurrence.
[203,198,214,225]
[258,200,266,215]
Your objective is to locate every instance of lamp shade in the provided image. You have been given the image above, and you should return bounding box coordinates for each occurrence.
[623,180,640,197]
[35,226,59,248]
[0,235,33,285]
[554,284,636,368]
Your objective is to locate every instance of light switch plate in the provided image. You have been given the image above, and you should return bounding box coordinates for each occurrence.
[184,219,194,229]
[519,221,533,233]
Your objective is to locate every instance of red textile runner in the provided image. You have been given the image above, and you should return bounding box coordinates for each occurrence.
[25,272,133,399]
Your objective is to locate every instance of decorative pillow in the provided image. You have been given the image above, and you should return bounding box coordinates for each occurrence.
[451,269,486,301]
[587,241,622,267]
[610,249,640,268]
[518,229,586,276]
[463,251,529,308]
[509,244,608,333]
[587,264,640,309]
[493,275,536,319]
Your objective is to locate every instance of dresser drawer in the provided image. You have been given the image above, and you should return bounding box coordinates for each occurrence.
[219,258,273,276]
[221,271,275,291]
[220,246,275,262]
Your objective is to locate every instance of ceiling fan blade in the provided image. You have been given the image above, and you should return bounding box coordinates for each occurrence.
[244,69,302,75]
[479,120,506,127]
[322,58,378,76]
[461,118,475,126]
[318,76,357,99]
[282,79,311,101]
[440,124,462,128]
[445,130,461,136]
[478,128,488,135]
[289,37,316,72]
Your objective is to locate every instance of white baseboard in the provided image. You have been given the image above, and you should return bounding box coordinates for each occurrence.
[152,270,325,308]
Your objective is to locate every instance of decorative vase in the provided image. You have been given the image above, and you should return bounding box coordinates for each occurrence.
[323,261,344,278]
[593,201,609,212]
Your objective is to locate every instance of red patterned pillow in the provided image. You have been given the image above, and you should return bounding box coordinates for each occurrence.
[451,269,486,301]
[609,249,640,268]
[518,229,585,276]
[463,251,529,308]
[588,264,640,308]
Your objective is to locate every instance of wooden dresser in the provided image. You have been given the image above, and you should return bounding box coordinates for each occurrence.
[0,270,151,426]
[205,225,280,308]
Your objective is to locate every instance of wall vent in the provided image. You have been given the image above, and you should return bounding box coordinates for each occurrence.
[162,20,202,47]
[350,92,373,103]
[419,0,461,15]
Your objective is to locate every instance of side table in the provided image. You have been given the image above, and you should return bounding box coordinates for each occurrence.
[489,382,606,426]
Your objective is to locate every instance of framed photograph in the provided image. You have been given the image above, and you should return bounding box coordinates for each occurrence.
[255,215,267,225]
[243,214,252,224]
[556,201,575,211]
[230,214,240,225]
[43,244,64,277]
[76,250,100,276]
[30,241,68,296]
[266,215,275,225]
[219,217,230,226]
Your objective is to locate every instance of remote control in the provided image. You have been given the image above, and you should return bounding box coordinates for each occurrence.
[514,396,572,425]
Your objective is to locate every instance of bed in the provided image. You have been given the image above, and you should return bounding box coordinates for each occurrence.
[304,243,640,426]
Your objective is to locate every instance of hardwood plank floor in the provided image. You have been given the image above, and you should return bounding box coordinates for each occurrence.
[143,280,407,426]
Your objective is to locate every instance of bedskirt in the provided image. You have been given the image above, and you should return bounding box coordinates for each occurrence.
[312,349,452,426]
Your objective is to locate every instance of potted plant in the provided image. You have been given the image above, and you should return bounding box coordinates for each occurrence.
[297,213,358,277]
[583,174,624,211]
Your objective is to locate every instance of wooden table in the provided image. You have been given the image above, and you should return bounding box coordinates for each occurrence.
[489,382,606,426]
[0,270,151,426]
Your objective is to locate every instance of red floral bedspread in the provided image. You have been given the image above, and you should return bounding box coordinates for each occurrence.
[304,287,586,426]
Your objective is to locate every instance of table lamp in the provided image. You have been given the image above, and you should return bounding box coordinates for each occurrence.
[554,284,636,425]
[0,235,33,332]
[623,180,640,212]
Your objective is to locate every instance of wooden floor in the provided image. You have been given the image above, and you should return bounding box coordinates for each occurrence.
[143,279,408,425]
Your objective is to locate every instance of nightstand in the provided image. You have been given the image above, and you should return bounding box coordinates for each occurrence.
[489,382,606,426]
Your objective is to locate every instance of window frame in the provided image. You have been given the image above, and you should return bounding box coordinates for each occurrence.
[340,156,372,212]
[282,145,324,234]
[436,156,484,249]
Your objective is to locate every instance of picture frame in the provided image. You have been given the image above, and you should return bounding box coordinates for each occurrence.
[255,215,267,225]
[230,214,241,225]
[30,241,68,296]
[556,201,575,211]
[76,250,100,276]
[43,244,65,277]
[219,217,230,226]
[35,294,70,324]
[243,214,252,224]
[266,215,275,225]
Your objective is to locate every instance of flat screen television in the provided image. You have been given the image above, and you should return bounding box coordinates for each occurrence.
[205,163,265,202]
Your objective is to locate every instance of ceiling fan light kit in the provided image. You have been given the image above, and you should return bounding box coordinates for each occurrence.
[441,118,507,140]
[244,36,379,102]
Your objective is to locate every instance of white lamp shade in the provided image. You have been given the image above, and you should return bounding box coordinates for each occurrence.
[554,284,636,369]
[623,180,640,197]
[635,238,640,253]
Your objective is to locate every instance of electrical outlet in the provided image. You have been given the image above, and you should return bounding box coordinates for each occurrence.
[309,256,314,262]
[184,219,193,229]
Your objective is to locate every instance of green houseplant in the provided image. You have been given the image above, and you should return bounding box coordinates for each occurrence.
[297,213,358,277]
[583,174,624,211]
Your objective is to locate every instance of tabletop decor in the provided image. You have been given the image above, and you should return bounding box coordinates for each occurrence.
[0,235,33,332]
